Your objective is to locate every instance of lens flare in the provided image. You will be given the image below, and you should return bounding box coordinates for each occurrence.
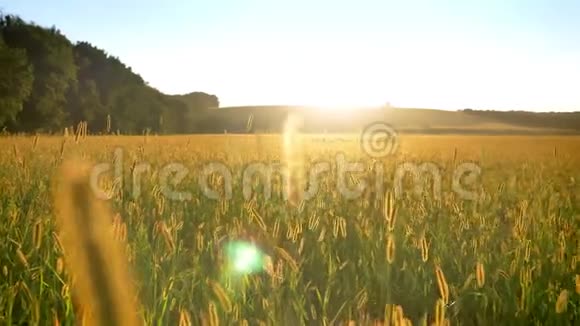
[224,241,265,275]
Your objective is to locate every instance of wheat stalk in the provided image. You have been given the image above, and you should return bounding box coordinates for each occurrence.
[53,160,141,326]
[476,262,485,288]
[555,289,568,314]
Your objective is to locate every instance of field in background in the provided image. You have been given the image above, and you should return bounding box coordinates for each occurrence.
[1,134,579,325]
[203,107,580,134]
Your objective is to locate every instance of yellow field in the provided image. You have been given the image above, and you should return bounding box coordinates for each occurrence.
[1,134,579,325]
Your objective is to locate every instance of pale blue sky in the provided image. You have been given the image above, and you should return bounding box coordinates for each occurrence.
[2,0,580,111]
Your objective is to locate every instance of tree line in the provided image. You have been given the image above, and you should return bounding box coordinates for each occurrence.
[0,14,218,134]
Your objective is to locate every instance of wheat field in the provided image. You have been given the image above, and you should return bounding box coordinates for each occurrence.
[0,133,579,325]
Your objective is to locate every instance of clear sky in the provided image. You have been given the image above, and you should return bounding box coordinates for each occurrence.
[2,0,580,111]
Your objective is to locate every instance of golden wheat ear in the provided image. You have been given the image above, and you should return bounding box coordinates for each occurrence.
[53,160,142,326]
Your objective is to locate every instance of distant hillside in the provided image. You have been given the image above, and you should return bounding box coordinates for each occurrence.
[192,105,580,134]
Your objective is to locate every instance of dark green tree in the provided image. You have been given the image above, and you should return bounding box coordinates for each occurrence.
[1,15,77,132]
[0,33,33,127]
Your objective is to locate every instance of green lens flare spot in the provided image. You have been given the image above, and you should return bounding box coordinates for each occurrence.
[224,241,265,275]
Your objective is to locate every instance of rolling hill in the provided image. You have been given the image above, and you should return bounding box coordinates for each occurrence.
[184,105,580,134]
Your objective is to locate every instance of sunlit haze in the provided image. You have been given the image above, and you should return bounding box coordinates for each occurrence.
[4,0,580,111]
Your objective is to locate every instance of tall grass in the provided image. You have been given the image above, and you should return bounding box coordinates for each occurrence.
[0,134,578,325]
